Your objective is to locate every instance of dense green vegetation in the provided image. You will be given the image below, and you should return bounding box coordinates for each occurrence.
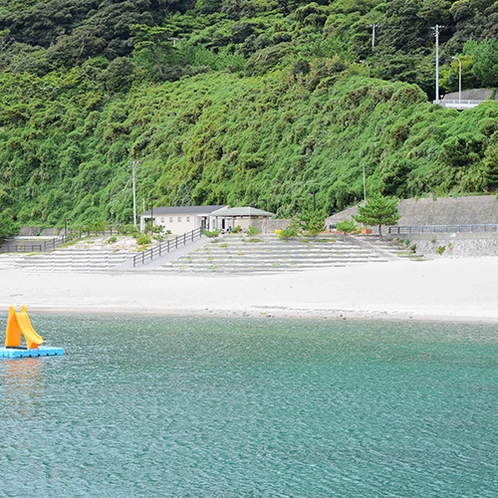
[0,0,497,233]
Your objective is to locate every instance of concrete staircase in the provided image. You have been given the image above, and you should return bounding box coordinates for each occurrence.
[355,235,422,260]
[0,234,419,274]
[0,237,136,272]
[154,234,399,274]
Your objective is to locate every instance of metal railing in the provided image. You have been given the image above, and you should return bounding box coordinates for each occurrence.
[0,227,123,254]
[433,99,485,109]
[389,224,498,235]
[132,227,204,267]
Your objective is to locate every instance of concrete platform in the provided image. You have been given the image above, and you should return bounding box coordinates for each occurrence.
[0,346,65,358]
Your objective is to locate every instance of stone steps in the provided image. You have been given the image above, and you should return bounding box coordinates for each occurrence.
[1,238,136,272]
[155,234,393,274]
[0,233,415,273]
[356,235,421,259]
[11,252,131,272]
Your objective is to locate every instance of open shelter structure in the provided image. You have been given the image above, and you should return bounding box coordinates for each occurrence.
[210,206,275,232]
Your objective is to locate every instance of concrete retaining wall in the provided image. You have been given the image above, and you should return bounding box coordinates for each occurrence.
[400,236,498,258]
[326,195,498,227]
[253,219,291,232]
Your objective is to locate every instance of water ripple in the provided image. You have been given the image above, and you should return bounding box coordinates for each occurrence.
[1,316,497,497]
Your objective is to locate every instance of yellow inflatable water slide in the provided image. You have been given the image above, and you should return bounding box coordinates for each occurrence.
[1,306,64,358]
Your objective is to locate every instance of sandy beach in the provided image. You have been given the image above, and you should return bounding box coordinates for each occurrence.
[0,257,497,322]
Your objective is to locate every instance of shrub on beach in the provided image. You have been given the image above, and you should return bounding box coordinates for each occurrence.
[246,225,260,236]
[136,234,151,245]
[279,218,302,240]
[336,220,357,234]
[204,228,222,238]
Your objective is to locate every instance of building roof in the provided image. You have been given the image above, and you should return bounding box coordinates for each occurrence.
[140,205,228,216]
[211,206,275,217]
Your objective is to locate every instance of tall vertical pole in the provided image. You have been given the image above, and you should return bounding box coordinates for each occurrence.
[131,160,138,228]
[452,56,462,103]
[362,165,367,203]
[309,191,316,211]
[371,24,376,48]
[150,198,154,230]
[434,25,441,103]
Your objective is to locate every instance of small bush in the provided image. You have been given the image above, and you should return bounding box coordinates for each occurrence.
[231,225,243,233]
[122,225,140,236]
[279,218,302,239]
[105,236,117,244]
[88,220,108,235]
[246,225,260,236]
[410,244,417,253]
[437,245,446,255]
[136,234,152,245]
[204,228,222,238]
[336,219,357,234]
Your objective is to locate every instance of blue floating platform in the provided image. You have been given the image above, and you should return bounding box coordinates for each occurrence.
[0,346,65,359]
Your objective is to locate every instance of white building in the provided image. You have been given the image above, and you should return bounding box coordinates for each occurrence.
[139,205,275,234]
[139,205,227,234]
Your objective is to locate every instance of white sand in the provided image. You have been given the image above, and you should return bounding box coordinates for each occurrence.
[1,257,497,322]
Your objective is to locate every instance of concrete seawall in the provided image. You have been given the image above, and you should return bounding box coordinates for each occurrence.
[397,234,498,258]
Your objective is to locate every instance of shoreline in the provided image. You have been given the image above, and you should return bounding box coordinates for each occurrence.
[1,256,497,324]
[17,305,498,325]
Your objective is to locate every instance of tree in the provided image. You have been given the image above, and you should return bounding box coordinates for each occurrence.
[297,207,326,237]
[336,219,357,241]
[130,24,175,78]
[278,217,302,239]
[353,196,400,237]
[464,39,498,87]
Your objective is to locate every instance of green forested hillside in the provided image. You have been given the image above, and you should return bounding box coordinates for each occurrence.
[0,0,498,232]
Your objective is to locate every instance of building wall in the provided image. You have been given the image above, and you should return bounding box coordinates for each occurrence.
[252,219,290,232]
[154,214,197,234]
[141,213,204,234]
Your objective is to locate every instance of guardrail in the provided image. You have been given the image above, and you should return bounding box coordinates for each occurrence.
[132,227,204,268]
[433,99,485,109]
[389,224,498,235]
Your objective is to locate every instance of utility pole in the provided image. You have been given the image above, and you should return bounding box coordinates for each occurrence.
[452,56,462,103]
[131,160,138,228]
[309,191,317,211]
[362,165,367,203]
[150,197,158,233]
[433,25,442,103]
[368,24,377,48]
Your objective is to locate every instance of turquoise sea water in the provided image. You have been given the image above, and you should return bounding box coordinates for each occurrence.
[1,315,497,497]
